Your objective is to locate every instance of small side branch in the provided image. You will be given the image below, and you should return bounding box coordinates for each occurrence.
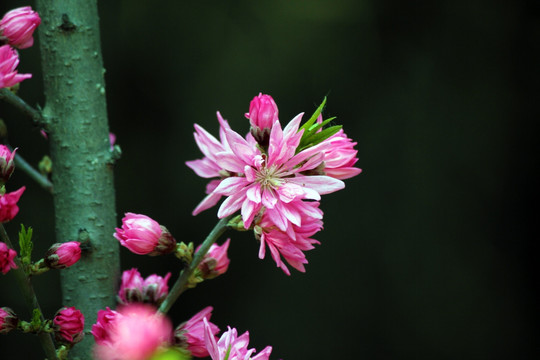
[0,225,59,360]
[13,151,53,193]
[159,216,232,314]
[0,88,46,127]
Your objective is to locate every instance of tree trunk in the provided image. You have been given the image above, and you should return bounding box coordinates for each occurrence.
[36,1,119,358]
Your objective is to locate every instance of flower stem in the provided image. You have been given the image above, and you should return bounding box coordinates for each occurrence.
[13,150,54,193]
[0,88,46,127]
[159,216,232,314]
[0,225,58,360]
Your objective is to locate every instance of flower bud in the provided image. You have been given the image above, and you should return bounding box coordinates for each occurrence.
[44,241,81,269]
[197,239,230,279]
[0,186,25,223]
[0,241,17,275]
[143,273,171,306]
[0,307,18,334]
[0,7,41,49]
[91,307,120,345]
[0,45,32,89]
[53,306,85,344]
[0,145,16,184]
[174,306,219,358]
[118,268,171,306]
[245,93,279,146]
[114,213,176,256]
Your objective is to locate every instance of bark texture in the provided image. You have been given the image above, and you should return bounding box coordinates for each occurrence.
[36,1,119,359]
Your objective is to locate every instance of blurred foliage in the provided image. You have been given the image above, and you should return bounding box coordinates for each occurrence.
[1,0,538,359]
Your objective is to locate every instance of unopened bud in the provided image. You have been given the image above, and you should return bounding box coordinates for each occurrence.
[44,241,81,269]
[0,307,18,334]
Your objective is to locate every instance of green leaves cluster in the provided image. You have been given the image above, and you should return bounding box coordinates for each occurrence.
[297,97,342,153]
[18,224,33,266]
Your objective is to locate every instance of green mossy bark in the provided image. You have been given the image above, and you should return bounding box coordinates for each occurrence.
[36,1,119,359]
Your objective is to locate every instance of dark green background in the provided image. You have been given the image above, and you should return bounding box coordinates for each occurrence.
[1,0,538,359]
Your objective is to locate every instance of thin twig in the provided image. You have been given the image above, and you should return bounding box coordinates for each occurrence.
[158,216,232,314]
[0,88,46,127]
[13,150,54,193]
[0,225,59,360]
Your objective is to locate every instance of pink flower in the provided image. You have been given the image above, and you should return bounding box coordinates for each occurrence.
[204,319,272,360]
[245,93,279,145]
[45,241,81,269]
[0,186,25,223]
[143,273,171,306]
[197,239,231,279]
[53,306,85,344]
[109,132,116,151]
[255,200,323,275]
[118,268,171,306]
[0,7,41,49]
[91,307,120,345]
[186,112,235,216]
[93,304,172,360]
[0,145,16,184]
[175,306,219,357]
[114,213,176,256]
[0,307,18,334]
[0,44,31,88]
[0,241,17,274]
[212,114,344,230]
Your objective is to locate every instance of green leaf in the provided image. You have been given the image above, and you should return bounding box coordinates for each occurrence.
[149,348,191,360]
[298,97,327,134]
[18,224,34,266]
[30,308,42,329]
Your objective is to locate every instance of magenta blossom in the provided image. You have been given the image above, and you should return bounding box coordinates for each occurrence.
[175,306,220,357]
[0,7,41,49]
[0,145,16,184]
[53,306,85,344]
[118,268,171,306]
[197,239,231,279]
[0,307,18,334]
[91,307,120,345]
[0,241,17,274]
[45,241,81,269]
[114,212,176,256]
[255,200,323,275]
[93,304,172,360]
[0,45,31,88]
[204,319,272,360]
[0,186,25,223]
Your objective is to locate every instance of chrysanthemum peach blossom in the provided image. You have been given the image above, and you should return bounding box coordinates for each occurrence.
[0,44,31,88]
[209,115,343,230]
[93,304,172,360]
[204,319,272,360]
[255,200,323,275]
[175,306,219,357]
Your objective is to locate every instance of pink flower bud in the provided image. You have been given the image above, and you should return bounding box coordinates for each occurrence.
[118,268,144,304]
[245,93,279,145]
[44,241,81,269]
[197,239,230,279]
[91,307,120,345]
[0,241,17,274]
[0,44,31,88]
[0,145,16,184]
[0,7,41,49]
[53,306,85,344]
[174,306,219,358]
[114,213,176,256]
[93,304,172,360]
[0,186,25,223]
[143,272,171,306]
[0,307,18,334]
[118,268,171,306]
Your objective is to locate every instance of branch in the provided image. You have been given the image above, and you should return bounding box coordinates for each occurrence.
[0,88,46,127]
[159,216,232,314]
[13,150,53,193]
[0,225,59,360]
